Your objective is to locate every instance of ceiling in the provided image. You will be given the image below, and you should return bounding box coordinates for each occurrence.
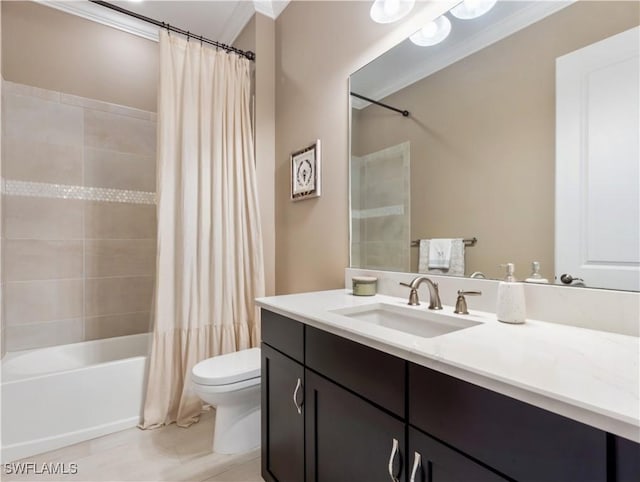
[39,0,290,46]
[351,1,575,108]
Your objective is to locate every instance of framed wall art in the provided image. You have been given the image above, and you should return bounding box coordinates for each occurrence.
[291,140,321,201]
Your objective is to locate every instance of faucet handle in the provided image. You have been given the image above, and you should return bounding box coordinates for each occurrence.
[454,290,482,315]
[458,290,482,296]
[399,281,420,306]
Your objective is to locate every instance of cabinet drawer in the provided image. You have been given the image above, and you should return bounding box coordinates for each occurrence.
[261,309,304,363]
[409,363,607,482]
[306,326,405,417]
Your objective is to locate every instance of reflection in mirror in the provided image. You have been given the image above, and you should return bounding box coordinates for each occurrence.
[349,0,639,291]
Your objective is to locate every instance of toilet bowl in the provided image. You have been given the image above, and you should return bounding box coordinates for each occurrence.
[191,347,261,454]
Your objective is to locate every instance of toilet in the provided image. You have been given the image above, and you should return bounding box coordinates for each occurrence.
[191,347,261,455]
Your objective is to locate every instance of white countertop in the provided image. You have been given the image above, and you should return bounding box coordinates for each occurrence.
[256,289,640,443]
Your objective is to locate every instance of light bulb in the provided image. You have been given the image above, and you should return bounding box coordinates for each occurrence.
[421,22,438,38]
[450,0,497,20]
[370,0,415,24]
[409,15,452,47]
[383,0,400,17]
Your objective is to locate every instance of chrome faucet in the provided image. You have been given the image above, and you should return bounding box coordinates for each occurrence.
[399,276,443,310]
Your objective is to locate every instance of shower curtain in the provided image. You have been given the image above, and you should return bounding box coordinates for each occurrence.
[140,31,264,428]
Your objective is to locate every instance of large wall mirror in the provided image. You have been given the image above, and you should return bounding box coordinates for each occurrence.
[349,0,639,291]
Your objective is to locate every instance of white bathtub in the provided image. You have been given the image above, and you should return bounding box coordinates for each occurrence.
[1,333,150,463]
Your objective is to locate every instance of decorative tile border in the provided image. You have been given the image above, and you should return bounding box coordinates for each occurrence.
[351,204,404,220]
[1,179,156,205]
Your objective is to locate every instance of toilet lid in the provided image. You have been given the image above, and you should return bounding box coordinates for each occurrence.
[192,348,261,386]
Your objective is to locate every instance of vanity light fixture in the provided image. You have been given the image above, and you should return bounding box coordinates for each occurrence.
[370,0,415,24]
[450,0,497,20]
[409,15,452,47]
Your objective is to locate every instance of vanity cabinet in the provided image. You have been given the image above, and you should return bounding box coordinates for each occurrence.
[261,309,638,482]
[262,309,408,482]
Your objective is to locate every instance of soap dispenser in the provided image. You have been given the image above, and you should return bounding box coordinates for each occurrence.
[525,261,549,284]
[496,263,526,324]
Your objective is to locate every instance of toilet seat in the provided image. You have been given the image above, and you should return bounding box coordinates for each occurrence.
[192,376,260,394]
[192,347,261,386]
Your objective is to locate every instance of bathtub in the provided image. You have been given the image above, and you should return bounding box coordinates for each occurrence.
[1,333,150,463]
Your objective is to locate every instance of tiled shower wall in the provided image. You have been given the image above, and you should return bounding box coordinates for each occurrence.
[1,81,157,351]
[351,142,410,272]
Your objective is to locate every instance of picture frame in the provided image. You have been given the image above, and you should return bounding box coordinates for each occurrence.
[291,140,321,201]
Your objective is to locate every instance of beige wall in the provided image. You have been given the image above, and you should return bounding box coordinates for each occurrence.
[2,1,158,112]
[275,1,457,294]
[353,1,640,281]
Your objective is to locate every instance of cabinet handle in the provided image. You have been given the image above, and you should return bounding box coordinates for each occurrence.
[409,451,422,482]
[292,377,303,415]
[387,438,400,482]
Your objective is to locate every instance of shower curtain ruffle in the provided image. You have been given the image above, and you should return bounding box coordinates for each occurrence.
[140,321,259,428]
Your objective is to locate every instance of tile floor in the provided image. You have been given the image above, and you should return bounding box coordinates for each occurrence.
[3,411,263,482]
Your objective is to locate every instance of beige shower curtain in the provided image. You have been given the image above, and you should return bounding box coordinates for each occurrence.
[140,31,264,428]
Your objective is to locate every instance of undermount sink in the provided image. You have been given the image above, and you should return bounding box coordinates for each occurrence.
[331,303,481,338]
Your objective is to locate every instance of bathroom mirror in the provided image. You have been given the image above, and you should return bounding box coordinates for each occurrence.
[349,0,640,291]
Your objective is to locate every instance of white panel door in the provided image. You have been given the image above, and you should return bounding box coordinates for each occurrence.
[556,26,640,291]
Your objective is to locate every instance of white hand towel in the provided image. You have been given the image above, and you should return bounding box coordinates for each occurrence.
[418,238,466,276]
[428,238,453,269]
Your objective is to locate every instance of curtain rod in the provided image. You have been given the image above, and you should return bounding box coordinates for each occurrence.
[350,92,409,117]
[89,1,256,61]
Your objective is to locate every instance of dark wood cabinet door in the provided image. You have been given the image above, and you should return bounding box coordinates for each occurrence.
[615,436,640,482]
[407,427,508,482]
[305,369,406,482]
[261,343,305,482]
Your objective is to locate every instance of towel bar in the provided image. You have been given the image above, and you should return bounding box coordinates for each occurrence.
[410,237,477,247]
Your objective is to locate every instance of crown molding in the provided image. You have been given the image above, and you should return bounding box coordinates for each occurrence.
[253,0,290,20]
[354,0,576,110]
[35,0,160,41]
[35,0,281,46]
